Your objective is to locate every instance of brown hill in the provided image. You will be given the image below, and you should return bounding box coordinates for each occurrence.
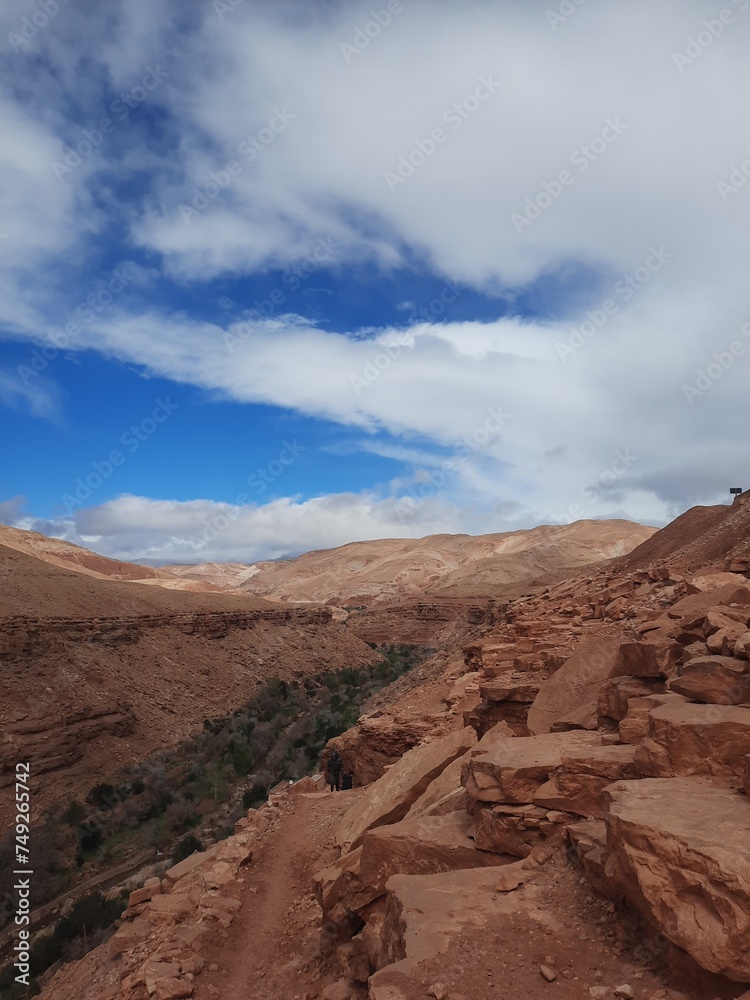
[0,544,377,824]
[618,491,750,574]
[165,519,656,605]
[0,523,171,584]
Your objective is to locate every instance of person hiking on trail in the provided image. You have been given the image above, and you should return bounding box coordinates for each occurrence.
[341,771,353,790]
[328,749,343,791]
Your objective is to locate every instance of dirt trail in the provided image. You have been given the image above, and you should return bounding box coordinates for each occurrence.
[196,787,362,1000]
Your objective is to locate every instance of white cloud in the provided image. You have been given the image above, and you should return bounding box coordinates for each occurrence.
[1,0,750,555]
[13,491,477,564]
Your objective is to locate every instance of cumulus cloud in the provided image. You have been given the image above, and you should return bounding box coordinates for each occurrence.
[11,491,487,564]
[1,0,749,560]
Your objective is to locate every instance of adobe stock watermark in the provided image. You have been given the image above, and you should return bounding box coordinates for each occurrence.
[405,278,467,325]
[214,0,244,20]
[716,146,750,202]
[222,234,339,354]
[179,107,295,223]
[8,0,71,53]
[555,245,673,361]
[17,262,140,385]
[52,65,169,181]
[392,406,511,523]
[672,0,748,72]
[340,1,412,62]
[193,439,307,548]
[247,440,306,496]
[61,397,179,513]
[546,0,591,31]
[384,75,500,191]
[550,448,638,524]
[349,332,412,394]
[511,117,628,234]
[681,321,750,405]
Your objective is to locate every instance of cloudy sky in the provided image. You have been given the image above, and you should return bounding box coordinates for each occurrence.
[1,0,748,564]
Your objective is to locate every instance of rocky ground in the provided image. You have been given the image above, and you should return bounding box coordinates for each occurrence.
[14,494,750,998]
[36,782,747,1000]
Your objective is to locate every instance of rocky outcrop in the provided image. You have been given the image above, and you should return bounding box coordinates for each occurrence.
[526,636,623,734]
[38,806,260,1000]
[357,812,504,895]
[634,701,750,780]
[604,778,750,981]
[465,672,545,736]
[336,727,477,853]
[324,714,436,787]
[670,654,750,704]
[367,861,546,994]
[462,729,605,805]
[533,744,639,819]
[0,703,135,788]
[0,607,336,661]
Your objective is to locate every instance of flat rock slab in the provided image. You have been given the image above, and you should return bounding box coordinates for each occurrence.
[369,864,560,992]
[337,727,477,852]
[463,730,604,804]
[479,674,542,703]
[637,701,750,780]
[534,744,639,818]
[359,811,505,894]
[605,777,750,981]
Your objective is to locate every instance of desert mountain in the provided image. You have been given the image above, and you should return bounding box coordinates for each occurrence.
[0,542,377,824]
[0,524,173,585]
[618,490,750,574]
[165,519,657,604]
[29,495,750,1000]
[0,519,656,606]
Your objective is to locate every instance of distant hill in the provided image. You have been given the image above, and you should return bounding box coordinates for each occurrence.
[165,520,656,604]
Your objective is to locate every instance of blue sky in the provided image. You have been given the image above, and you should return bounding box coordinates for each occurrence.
[1,0,749,563]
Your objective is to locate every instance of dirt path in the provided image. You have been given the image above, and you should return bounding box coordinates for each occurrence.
[196,787,362,1000]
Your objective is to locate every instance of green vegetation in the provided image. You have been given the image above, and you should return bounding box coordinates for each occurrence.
[0,643,430,939]
[0,890,127,999]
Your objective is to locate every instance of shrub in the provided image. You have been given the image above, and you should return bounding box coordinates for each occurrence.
[172,834,203,863]
[86,783,116,810]
[243,782,267,809]
[62,800,87,826]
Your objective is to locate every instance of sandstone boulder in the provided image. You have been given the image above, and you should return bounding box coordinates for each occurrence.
[358,811,504,893]
[336,726,477,852]
[533,744,638,818]
[618,692,686,745]
[368,863,554,992]
[707,625,746,656]
[598,675,664,722]
[687,571,750,593]
[736,631,750,660]
[665,585,750,620]
[635,701,750,780]
[669,655,750,705]
[604,777,750,981]
[315,847,380,927]
[462,730,604,804]
[164,851,209,886]
[527,636,622,734]
[327,713,435,786]
[614,640,680,678]
[406,753,470,819]
[549,701,599,732]
[472,802,561,856]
